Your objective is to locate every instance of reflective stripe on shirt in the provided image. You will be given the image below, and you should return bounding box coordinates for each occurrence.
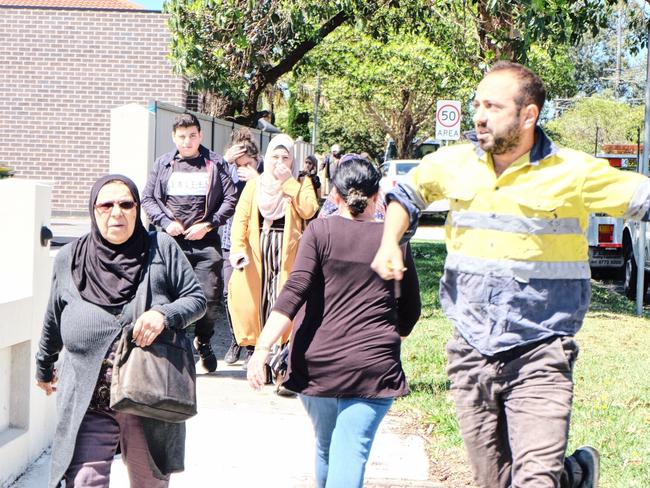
[445,252,591,281]
[450,211,583,235]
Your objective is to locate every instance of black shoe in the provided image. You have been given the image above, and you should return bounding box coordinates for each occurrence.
[194,337,217,373]
[241,346,254,370]
[571,446,600,488]
[275,384,296,397]
[224,341,242,365]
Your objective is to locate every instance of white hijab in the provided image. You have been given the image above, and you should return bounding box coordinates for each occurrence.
[257,134,299,231]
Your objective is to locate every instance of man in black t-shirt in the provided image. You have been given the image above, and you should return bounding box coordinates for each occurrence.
[142,113,237,373]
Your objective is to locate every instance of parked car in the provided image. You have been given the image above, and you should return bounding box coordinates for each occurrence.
[379,159,448,216]
[383,138,441,163]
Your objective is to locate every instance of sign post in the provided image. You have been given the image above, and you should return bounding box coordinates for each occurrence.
[435,100,461,141]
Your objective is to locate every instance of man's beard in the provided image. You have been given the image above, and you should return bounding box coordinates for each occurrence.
[478,116,522,155]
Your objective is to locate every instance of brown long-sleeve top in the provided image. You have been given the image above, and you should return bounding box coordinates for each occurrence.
[274,216,421,398]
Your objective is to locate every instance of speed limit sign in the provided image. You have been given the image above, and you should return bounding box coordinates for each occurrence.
[435,100,461,141]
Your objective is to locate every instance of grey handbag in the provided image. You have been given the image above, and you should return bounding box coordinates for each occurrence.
[109,233,197,423]
[110,325,198,423]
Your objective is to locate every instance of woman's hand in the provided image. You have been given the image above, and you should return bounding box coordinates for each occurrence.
[223,144,246,163]
[229,252,249,270]
[36,369,58,395]
[273,163,292,184]
[247,349,270,390]
[133,310,166,347]
[237,165,259,182]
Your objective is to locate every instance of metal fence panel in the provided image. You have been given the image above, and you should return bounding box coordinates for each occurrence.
[152,101,313,165]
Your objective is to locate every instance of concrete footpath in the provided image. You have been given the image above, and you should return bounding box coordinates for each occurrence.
[10,337,442,488]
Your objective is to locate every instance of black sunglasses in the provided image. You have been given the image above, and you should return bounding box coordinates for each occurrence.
[94,200,137,213]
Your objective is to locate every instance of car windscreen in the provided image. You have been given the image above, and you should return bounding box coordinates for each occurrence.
[396,163,419,175]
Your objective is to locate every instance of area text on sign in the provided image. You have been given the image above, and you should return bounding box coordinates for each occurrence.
[435,100,461,141]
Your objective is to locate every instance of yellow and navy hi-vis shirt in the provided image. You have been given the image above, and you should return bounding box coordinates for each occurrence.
[389,127,650,355]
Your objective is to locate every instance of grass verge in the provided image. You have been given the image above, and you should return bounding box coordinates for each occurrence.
[395,241,650,487]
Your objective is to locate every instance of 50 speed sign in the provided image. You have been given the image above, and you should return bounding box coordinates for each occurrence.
[435,100,461,141]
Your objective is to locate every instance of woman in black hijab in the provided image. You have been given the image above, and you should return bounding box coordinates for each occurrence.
[36,175,207,488]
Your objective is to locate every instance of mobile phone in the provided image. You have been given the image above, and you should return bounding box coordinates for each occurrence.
[235,255,249,269]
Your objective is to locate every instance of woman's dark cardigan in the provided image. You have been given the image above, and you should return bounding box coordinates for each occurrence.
[36,232,207,487]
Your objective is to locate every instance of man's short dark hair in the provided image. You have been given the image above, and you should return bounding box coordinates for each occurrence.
[488,61,546,114]
[173,112,201,133]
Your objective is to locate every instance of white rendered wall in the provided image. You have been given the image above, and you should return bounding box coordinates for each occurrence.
[0,179,56,485]
[109,103,156,199]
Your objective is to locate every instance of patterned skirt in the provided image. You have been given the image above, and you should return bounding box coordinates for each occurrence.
[259,227,284,326]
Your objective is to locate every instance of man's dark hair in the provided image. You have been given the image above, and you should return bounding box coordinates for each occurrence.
[488,61,546,114]
[173,112,201,133]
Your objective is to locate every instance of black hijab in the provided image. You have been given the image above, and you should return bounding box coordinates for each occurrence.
[71,174,149,307]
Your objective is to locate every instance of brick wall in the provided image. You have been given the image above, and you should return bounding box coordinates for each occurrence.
[0,7,189,215]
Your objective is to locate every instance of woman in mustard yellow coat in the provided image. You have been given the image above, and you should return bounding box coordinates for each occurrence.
[228,134,319,362]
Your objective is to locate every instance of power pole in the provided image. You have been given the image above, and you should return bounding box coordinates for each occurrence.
[635,19,650,316]
[312,71,321,148]
[615,7,623,99]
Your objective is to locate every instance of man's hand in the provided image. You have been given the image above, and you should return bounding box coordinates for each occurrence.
[36,370,58,396]
[273,164,292,184]
[371,240,406,281]
[237,165,259,182]
[184,222,212,241]
[223,144,246,164]
[166,221,185,236]
[132,310,166,347]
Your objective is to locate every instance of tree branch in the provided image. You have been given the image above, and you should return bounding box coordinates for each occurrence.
[263,10,352,86]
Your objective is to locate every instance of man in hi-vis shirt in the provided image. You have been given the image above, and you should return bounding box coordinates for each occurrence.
[143,113,237,373]
[369,62,650,488]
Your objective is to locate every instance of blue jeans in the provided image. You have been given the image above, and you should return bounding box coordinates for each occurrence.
[299,395,394,488]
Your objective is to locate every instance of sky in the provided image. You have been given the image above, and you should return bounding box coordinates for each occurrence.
[132,0,164,9]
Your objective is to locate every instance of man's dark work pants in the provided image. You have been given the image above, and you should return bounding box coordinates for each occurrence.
[447,332,578,488]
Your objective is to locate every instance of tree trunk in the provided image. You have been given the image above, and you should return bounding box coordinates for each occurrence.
[238,74,267,126]
[200,92,241,119]
[395,89,420,159]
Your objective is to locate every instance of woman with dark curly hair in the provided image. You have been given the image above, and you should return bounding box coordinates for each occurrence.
[247,155,421,488]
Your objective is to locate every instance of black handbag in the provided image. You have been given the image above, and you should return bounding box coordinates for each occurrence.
[109,233,197,423]
[110,325,198,423]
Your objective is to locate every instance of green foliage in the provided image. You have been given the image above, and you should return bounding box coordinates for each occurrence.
[315,82,387,157]
[571,3,647,98]
[544,96,644,153]
[305,26,478,157]
[286,86,311,142]
[0,166,14,179]
[461,0,618,64]
[164,0,390,118]
[165,0,614,125]
[164,0,426,115]
[527,43,577,99]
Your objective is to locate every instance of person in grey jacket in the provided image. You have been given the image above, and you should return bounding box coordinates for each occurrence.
[142,112,237,373]
[36,174,206,488]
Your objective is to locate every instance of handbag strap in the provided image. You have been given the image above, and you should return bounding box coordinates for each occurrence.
[129,232,159,326]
